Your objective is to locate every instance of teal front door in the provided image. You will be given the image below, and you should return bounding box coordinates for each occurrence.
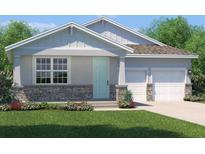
[93,57,109,99]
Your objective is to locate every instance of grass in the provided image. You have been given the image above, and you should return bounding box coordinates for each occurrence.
[0,110,205,138]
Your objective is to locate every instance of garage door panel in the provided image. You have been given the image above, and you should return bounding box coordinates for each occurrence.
[152,69,185,102]
[126,69,147,102]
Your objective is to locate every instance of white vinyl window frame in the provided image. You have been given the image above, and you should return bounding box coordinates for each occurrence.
[32,56,71,85]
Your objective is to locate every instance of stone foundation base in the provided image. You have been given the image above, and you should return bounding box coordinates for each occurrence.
[14,85,117,102]
[115,85,128,101]
[185,83,192,98]
[14,85,93,102]
[147,83,153,101]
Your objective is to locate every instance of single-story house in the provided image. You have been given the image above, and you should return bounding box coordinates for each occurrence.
[6,17,198,103]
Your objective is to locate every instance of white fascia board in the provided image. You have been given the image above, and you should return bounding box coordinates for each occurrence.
[84,17,166,46]
[5,22,134,53]
[126,54,198,59]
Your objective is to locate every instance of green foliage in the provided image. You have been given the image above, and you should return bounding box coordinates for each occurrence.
[185,26,205,75]
[192,74,205,92]
[21,103,42,111]
[65,101,94,111]
[142,16,191,49]
[118,99,130,108]
[124,90,133,102]
[39,102,49,109]
[184,95,205,102]
[118,90,134,108]
[0,104,11,111]
[1,21,39,47]
[0,21,38,103]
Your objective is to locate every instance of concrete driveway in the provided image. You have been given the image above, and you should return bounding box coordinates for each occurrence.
[137,101,205,126]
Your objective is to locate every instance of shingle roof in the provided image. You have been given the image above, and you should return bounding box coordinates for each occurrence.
[126,44,196,55]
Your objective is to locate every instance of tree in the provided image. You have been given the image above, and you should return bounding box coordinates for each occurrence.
[185,26,205,75]
[142,16,191,49]
[0,20,38,103]
[1,20,38,47]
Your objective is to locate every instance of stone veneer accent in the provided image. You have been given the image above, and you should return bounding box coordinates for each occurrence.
[14,85,93,102]
[115,85,128,101]
[147,83,153,101]
[185,83,192,98]
[110,84,116,100]
[14,85,117,102]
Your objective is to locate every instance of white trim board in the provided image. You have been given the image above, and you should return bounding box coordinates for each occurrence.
[5,22,134,53]
[84,17,166,46]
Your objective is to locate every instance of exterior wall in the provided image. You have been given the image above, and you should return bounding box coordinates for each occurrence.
[109,57,119,84]
[86,20,155,45]
[13,27,127,57]
[71,56,93,85]
[125,58,192,84]
[21,56,33,85]
[14,85,116,102]
[19,56,119,86]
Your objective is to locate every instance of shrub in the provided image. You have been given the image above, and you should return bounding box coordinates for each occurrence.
[65,101,94,111]
[9,100,22,110]
[21,103,41,111]
[39,102,49,109]
[118,90,135,108]
[124,90,133,102]
[184,95,204,102]
[0,104,11,111]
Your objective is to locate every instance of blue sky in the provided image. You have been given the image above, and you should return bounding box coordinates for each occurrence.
[1,15,205,31]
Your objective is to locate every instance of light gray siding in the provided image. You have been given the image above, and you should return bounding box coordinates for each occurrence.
[71,56,93,85]
[86,20,155,45]
[71,56,119,85]
[125,58,192,83]
[125,58,191,68]
[109,57,119,84]
[19,56,120,86]
[13,27,127,57]
[21,55,33,85]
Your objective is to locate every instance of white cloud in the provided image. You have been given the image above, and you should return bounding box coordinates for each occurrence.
[0,21,56,32]
[28,22,56,32]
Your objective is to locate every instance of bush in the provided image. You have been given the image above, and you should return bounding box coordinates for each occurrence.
[21,103,41,111]
[184,95,204,102]
[0,104,11,111]
[118,90,135,108]
[9,100,22,110]
[124,90,133,102]
[65,101,94,111]
[192,75,205,92]
[39,102,49,109]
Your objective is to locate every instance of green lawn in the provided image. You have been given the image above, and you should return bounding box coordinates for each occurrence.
[0,110,205,138]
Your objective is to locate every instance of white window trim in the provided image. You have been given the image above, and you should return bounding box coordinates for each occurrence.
[33,56,71,85]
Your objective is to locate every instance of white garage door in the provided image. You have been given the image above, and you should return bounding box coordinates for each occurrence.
[126,69,147,102]
[152,69,185,102]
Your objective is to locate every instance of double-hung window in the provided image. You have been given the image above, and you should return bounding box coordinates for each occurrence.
[35,57,70,84]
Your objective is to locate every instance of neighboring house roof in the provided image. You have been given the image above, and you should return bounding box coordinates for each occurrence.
[126,44,198,58]
[84,17,166,46]
[5,22,134,53]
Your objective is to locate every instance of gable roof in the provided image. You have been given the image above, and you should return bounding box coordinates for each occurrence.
[84,17,166,46]
[5,22,134,53]
[126,44,198,58]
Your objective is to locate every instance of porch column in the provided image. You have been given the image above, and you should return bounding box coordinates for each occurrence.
[118,57,125,85]
[116,57,127,101]
[13,55,22,87]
